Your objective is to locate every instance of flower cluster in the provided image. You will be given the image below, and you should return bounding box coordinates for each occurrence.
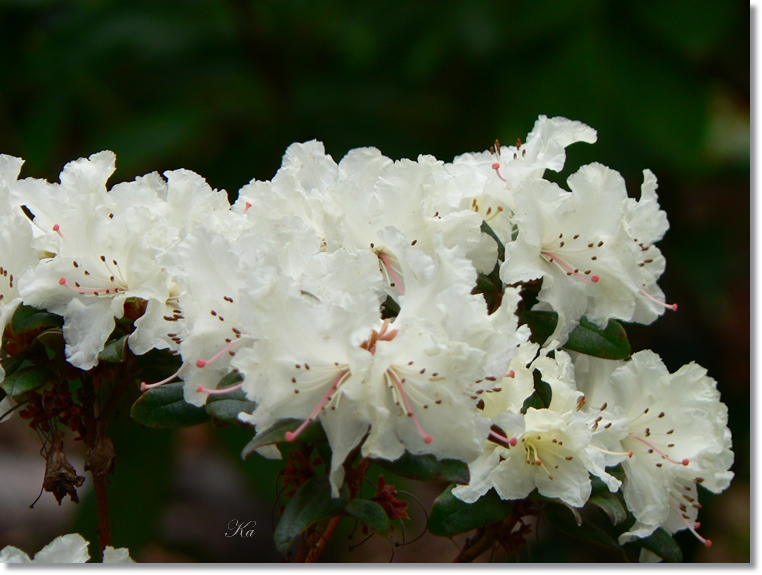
[0,115,733,554]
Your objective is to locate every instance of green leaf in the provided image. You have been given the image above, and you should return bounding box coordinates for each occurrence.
[32,328,64,353]
[563,317,631,360]
[373,451,469,485]
[542,501,624,555]
[97,335,129,363]
[0,352,28,379]
[205,372,257,424]
[635,527,683,563]
[428,485,512,537]
[344,499,392,537]
[589,490,627,526]
[241,417,326,458]
[480,220,505,261]
[0,364,51,397]
[130,381,211,429]
[516,309,558,346]
[274,475,349,553]
[10,304,62,335]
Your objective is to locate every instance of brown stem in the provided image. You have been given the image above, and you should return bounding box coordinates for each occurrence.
[453,516,518,563]
[93,475,112,555]
[306,515,343,563]
[83,362,135,558]
[453,526,492,563]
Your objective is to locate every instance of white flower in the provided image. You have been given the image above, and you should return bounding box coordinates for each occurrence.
[0,164,40,383]
[454,347,596,508]
[0,533,134,563]
[236,236,527,496]
[501,163,673,343]
[453,404,594,508]
[573,351,733,546]
[18,195,177,369]
[10,151,116,254]
[233,140,339,243]
[445,116,597,247]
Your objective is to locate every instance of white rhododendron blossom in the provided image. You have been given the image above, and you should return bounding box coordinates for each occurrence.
[0,533,134,563]
[0,115,734,561]
[501,163,676,344]
[572,351,733,547]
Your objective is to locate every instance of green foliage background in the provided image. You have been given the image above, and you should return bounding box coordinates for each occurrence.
[0,0,749,563]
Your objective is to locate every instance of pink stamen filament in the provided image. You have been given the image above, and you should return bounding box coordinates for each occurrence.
[141,364,187,392]
[639,288,678,311]
[196,383,243,395]
[669,501,711,547]
[541,251,600,283]
[53,224,64,238]
[378,252,405,296]
[195,340,243,368]
[632,435,689,466]
[504,370,515,378]
[285,370,349,442]
[59,277,125,295]
[491,162,507,183]
[387,369,432,444]
[243,201,252,214]
[489,429,518,447]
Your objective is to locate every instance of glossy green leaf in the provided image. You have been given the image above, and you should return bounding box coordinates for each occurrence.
[543,501,624,555]
[0,364,51,397]
[635,527,683,563]
[428,485,512,537]
[241,417,326,459]
[97,335,129,363]
[589,490,627,526]
[10,304,62,335]
[563,317,631,360]
[205,372,257,424]
[516,309,558,346]
[130,381,210,429]
[344,499,392,537]
[274,475,349,553]
[373,452,469,485]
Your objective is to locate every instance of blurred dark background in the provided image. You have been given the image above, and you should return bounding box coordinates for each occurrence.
[0,0,749,563]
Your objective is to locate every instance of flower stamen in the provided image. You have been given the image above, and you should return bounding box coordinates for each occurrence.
[195,339,246,368]
[639,288,678,311]
[285,370,350,442]
[632,435,689,466]
[140,363,188,391]
[196,383,243,395]
[386,368,432,444]
[541,251,600,283]
[378,252,405,296]
[669,501,712,547]
[58,277,125,296]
